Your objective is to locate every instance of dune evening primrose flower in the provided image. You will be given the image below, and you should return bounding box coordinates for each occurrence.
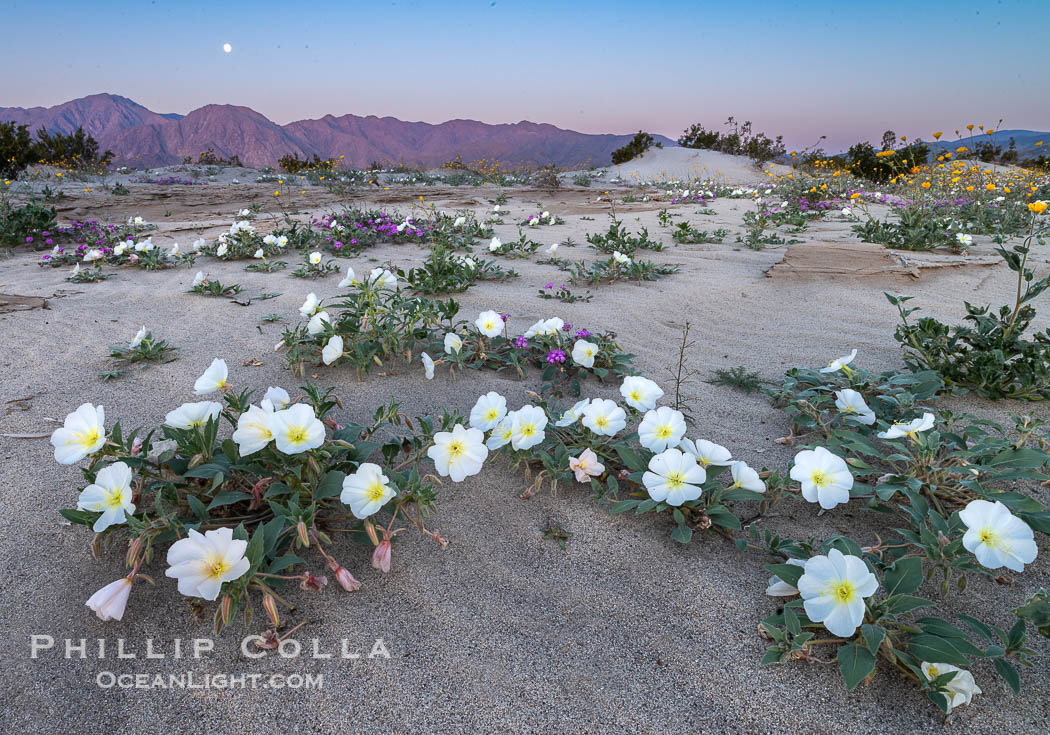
[368,268,396,288]
[679,438,732,468]
[253,248,265,259]
[878,412,935,440]
[486,414,516,450]
[262,386,290,411]
[428,424,488,481]
[444,333,462,355]
[642,448,706,506]
[165,527,251,601]
[956,233,973,247]
[819,349,857,374]
[959,499,1037,572]
[569,448,605,483]
[51,403,106,464]
[554,398,590,427]
[309,251,322,265]
[322,335,344,366]
[571,339,598,368]
[268,403,325,454]
[307,311,331,335]
[546,243,559,255]
[165,401,222,429]
[488,237,501,252]
[620,376,664,411]
[766,558,806,596]
[76,461,136,532]
[129,326,147,348]
[421,351,435,379]
[834,389,876,425]
[920,663,982,713]
[797,548,879,637]
[192,271,205,287]
[193,358,229,395]
[790,447,853,509]
[728,461,765,493]
[638,406,687,452]
[86,577,133,622]
[612,250,631,265]
[469,392,507,431]
[300,292,320,316]
[510,405,548,450]
[231,404,275,456]
[340,463,397,519]
[475,310,504,338]
[338,266,357,287]
[580,398,627,437]
[216,243,228,257]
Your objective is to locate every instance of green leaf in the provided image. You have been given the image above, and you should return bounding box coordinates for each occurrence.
[861,624,885,656]
[882,595,933,616]
[207,491,251,510]
[705,505,741,530]
[268,554,305,574]
[186,494,209,522]
[764,563,804,589]
[670,524,693,544]
[59,508,99,527]
[837,643,877,691]
[761,647,786,666]
[315,470,345,499]
[994,658,1021,694]
[610,499,640,514]
[986,447,1048,469]
[906,634,971,667]
[245,525,266,574]
[883,557,924,596]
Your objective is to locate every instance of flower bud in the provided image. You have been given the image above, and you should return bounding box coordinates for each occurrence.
[333,565,362,592]
[371,540,392,574]
[263,593,280,627]
[297,520,310,547]
[364,520,380,547]
[220,593,233,625]
[130,437,143,456]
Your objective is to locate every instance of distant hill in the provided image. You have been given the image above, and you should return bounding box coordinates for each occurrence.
[0,93,676,168]
[924,129,1047,158]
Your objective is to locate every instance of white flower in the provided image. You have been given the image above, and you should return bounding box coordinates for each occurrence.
[638,406,686,453]
[113,243,128,256]
[267,403,325,454]
[554,398,590,427]
[192,238,206,252]
[309,251,322,265]
[129,326,147,348]
[71,263,81,275]
[238,209,250,217]
[421,351,435,380]
[469,392,507,431]
[85,249,102,261]
[164,401,222,429]
[459,256,476,269]
[338,266,357,287]
[76,461,135,532]
[959,500,1037,572]
[528,217,538,227]
[193,358,228,395]
[192,271,205,287]
[766,558,806,596]
[453,216,466,228]
[546,243,559,255]
[841,207,852,217]
[300,292,320,316]
[444,333,462,355]
[488,237,502,252]
[475,310,504,338]
[253,248,264,259]
[878,412,935,440]
[612,250,631,265]
[216,243,228,257]
[86,577,133,622]
[486,415,516,450]
[798,548,879,637]
[571,340,598,368]
[340,463,397,519]
[580,398,627,437]
[642,448,706,506]
[307,311,331,335]
[322,335,343,366]
[525,317,564,337]
[50,403,106,464]
[170,243,180,256]
[679,438,732,468]
[729,461,765,493]
[428,424,489,481]
[620,376,664,411]
[276,235,288,248]
[367,268,397,289]
[920,662,982,713]
[541,211,550,219]
[262,386,290,410]
[834,389,876,425]
[956,233,973,247]
[790,447,853,509]
[263,234,277,246]
[165,527,251,601]
[819,349,857,373]
[231,404,274,456]
[510,405,548,450]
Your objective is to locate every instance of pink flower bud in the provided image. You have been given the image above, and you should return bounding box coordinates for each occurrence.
[371,539,392,573]
[333,565,362,592]
[130,437,143,456]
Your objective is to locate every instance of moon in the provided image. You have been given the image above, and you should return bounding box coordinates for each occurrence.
[222,43,232,53]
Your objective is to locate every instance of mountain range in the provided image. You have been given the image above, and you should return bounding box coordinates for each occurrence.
[0,93,676,169]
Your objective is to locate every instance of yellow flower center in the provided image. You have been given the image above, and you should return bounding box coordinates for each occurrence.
[205,556,232,580]
[365,481,387,503]
[447,440,464,459]
[655,424,673,439]
[75,427,100,449]
[484,409,499,422]
[810,469,832,488]
[103,486,126,509]
[665,471,685,490]
[978,526,1009,551]
[519,423,536,438]
[629,390,642,402]
[286,426,308,444]
[595,416,609,429]
[828,580,856,604]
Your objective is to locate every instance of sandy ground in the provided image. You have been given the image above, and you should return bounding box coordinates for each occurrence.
[1,161,1048,734]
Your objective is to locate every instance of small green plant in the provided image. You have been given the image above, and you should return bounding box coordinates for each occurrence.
[542,520,572,549]
[538,282,592,303]
[292,254,340,279]
[190,277,242,297]
[572,173,592,187]
[586,216,663,254]
[245,259,287,273]
[106,329,176,375]
[711,366,763,394]
[671,222,729,244]
[111,182,129,196]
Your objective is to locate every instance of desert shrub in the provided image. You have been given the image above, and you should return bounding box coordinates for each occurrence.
[586,215,663,254]
[0,123,111,178]
[845,138,930,182]
[531,165,561,189]
[0,121,36,179]
[678,117,785,164]
[611,131,660,164]
[187,149,242,167]
[279,153,335,175]
[0,200,56,247]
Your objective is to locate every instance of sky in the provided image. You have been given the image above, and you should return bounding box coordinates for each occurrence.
[2,0,1048,150]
